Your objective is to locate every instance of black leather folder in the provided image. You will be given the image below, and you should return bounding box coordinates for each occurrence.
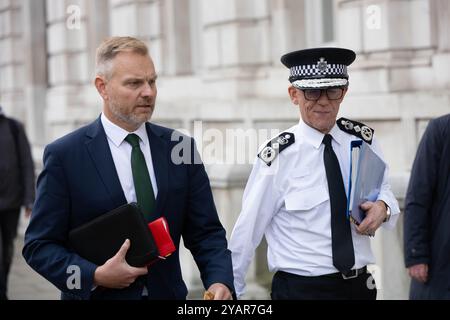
[68,203,159,267]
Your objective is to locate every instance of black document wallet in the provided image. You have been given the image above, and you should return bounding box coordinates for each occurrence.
[68,203,159,267]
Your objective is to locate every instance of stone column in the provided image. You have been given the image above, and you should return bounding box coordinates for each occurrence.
[430,0,450,90]
[200,0,271,99]
[109,0,164,73]
[270,0,307,65]
[162,0,192,75]
[22,0,47,149]
[45,0,96,141]
[86,0,110,78]
[44,0,112,141]
[0,0,25,120]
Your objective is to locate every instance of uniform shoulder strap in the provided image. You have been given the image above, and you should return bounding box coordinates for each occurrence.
[337,117,374,145]
[257,132,295,166]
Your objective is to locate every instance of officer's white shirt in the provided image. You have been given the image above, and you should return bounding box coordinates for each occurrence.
[229,119,400,298]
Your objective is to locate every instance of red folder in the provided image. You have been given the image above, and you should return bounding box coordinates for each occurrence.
[148,217,176,258]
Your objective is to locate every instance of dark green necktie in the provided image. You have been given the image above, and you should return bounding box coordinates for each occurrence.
[125,134,155,222]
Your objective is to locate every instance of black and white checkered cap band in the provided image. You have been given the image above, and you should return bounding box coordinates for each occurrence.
[290,64,347,78]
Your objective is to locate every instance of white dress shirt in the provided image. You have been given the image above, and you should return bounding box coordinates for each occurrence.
[100,114,158,296]
[229,119,400,298]
[101,113,158,202]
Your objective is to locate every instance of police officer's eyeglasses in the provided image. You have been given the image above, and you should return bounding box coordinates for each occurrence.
[302,88,345,101]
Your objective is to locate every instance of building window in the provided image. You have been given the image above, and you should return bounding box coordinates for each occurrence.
[190,0,202,73]
[305,0,336,46]
[322,0,335,43]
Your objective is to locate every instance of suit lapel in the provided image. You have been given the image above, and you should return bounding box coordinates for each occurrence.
[146,123,169,220]
[85,117,127,209]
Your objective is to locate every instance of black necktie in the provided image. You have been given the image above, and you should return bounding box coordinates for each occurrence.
[322,134,355,273]
[125,134,155,222]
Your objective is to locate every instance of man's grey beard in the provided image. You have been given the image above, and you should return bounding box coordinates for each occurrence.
[109,100,151,128]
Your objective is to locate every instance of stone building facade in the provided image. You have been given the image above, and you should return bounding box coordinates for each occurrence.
[1,0,449,299]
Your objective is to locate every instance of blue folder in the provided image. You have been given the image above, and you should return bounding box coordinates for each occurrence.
[347,140,386,225]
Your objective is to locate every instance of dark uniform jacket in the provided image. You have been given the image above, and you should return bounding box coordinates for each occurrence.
[0,115,35,211]
[404,114,450,299]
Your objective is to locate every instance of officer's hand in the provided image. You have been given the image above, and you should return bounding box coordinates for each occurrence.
[356,201,387,236]
[408,264,428,283]
[93,239,148,289]
[207,283,233,300]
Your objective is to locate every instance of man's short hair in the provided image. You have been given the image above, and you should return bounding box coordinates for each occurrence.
[95,36,149,79]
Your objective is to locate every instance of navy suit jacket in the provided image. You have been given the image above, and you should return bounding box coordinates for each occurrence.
[23,117,234,300]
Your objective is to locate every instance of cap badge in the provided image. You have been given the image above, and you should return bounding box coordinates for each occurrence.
[317,57,328,72]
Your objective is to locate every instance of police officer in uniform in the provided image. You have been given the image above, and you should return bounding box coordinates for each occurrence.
[229,48,400,300]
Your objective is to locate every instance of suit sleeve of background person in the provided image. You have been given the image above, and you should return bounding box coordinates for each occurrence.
[404,116,449,268]
[14,120,36,208]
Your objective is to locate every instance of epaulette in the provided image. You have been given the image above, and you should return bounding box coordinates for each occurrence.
[257,132,295,166]
[337,117,374,144]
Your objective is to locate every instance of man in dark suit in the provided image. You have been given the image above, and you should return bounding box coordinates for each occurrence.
[404,113,450,300]
[0,105,35,300]
[22,37,234,300]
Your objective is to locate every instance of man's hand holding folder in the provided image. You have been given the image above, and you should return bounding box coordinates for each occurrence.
[94,239,148,289]
[347,141,390,236]
[355,200,389,237]
[68,203,176,289]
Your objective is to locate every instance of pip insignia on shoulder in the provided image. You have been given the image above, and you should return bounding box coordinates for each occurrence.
[258,132,295,166]
[337,117,374,145]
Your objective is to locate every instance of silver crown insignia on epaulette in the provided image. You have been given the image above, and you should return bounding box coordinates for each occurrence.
[340,118,373,143]
[260,146,277,163]
[258,132,295,166]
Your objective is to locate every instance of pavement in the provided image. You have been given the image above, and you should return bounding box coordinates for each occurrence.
[8,236,59,300]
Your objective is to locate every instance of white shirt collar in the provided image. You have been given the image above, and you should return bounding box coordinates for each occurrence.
[100,113,149,147]
[298,118,344,149]
[329,124,345,146]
